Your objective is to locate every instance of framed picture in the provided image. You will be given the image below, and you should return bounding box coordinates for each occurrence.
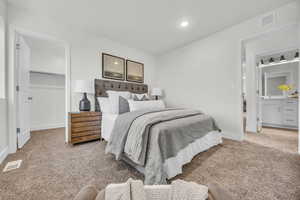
[102,53,125,80]
[126,60,144,83]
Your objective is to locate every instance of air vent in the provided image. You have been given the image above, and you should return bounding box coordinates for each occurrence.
[261,13,275,27]
[3,160,22,172]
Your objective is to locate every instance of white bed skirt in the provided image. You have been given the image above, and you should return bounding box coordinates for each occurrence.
[102,114,118,141]
[125,131,223,180]
[163,131,222,179]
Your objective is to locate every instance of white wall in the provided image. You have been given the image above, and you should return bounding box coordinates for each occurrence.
[0,99,8,163]
[156,2,300,140]
[0,0,7,164]
[298,20,300,154]
[30,73,65,131]
[30,48,65,75]
[245,25,299,132]
[0,0,6,99]
[7,5,158,113]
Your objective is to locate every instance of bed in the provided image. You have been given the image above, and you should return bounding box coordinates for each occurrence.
[95,79,222,185]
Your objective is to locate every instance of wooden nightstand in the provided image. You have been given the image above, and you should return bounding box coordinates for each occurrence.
[68,112,102,144]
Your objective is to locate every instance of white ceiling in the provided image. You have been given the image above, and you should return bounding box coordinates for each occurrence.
[8,0,295,55]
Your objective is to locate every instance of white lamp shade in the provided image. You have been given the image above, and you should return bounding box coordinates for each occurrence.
[74,80,94,94]
[151,88,163,96]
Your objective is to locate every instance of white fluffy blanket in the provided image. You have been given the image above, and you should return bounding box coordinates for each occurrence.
[105,179,208,200]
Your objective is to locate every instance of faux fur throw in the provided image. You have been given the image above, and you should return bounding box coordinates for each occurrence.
[171,180,208,200]
[105,178,145,200]
[105,179,208,200]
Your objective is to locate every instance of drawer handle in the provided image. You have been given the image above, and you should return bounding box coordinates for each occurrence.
[286,101,296,104]
[285,109,295,111]
[286,119,295,122]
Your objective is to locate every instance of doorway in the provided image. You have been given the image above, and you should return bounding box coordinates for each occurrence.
[8,28,71,153]
[16,34,67,148]
[241,24,300,154]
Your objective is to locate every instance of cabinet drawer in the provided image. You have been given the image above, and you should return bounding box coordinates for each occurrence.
[72,130,100,138]
[283,118,298,126]
[71,134,101,144]
[72,121,101,128]
[71,112,100,118]
[283,108,298,116]
[284,100,298,107]
[72,116,101,123]
[72,125,101,133]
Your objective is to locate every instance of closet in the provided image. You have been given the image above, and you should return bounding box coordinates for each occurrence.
[30,71,66,131]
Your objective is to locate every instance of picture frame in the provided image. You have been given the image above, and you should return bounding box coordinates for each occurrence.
[102,53,125,81]
[126,60,144,83]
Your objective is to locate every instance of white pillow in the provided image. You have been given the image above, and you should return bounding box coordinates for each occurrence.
[107,91,131,114]
[97,97,111,114]
[128,100,166,112]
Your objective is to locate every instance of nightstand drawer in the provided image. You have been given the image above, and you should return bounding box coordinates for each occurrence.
[71,112,100,118]
[72,121,101,128]
[72,130,100,138]
[72,135,101,144]
[72,125,101,133]
[72,116,101,123]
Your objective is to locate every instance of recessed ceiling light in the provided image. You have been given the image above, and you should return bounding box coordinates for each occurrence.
[114,61,119,65]
[180,21,189,28]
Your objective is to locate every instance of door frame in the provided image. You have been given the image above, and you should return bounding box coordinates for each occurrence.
[239,22,300,154]
[8,26,71,153]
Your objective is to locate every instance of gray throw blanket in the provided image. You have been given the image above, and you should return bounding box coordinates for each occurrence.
[106,108,220,184]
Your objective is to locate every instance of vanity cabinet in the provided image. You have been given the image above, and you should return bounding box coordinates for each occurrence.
[262,98,298,129]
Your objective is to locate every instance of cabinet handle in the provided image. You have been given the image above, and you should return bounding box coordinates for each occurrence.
[286,101,295,104]
[286,119,294,122]
[286,109,294,111]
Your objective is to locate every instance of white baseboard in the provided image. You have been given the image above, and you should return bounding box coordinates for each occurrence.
[222,131,244,141]
[0,146,8,164]
[31,123,65,131]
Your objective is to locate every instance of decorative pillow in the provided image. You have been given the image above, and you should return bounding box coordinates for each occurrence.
[107,91,131,114]
[128,100,166,112]
[97,97,112,114]
[132,93,150,101]
[119,96,130,114]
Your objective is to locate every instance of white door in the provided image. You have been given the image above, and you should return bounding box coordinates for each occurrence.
[256,64,262,132]
[16,35,31,148]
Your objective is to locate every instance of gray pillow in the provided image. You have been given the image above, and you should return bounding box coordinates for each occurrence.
[141,95,150,101]
[119,96,130,114]
[133,94,150,101]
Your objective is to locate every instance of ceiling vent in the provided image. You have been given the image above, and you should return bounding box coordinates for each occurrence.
[3,160,22,172]
[261,13,275,27]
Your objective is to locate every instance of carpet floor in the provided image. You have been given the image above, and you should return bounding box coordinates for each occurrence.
[0,128,300,200]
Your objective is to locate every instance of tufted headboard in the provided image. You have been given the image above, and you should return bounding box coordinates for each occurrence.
[94,79,148,112]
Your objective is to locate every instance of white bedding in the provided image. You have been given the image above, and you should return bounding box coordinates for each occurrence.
[102,113,118,141]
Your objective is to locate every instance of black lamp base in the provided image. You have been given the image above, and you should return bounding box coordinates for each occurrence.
[79,93,91,111]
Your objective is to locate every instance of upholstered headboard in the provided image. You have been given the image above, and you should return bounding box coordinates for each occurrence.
[94,79,148,112]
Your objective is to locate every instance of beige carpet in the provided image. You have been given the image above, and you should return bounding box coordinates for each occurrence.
[246,127,298,154]
[1,128,300,200]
